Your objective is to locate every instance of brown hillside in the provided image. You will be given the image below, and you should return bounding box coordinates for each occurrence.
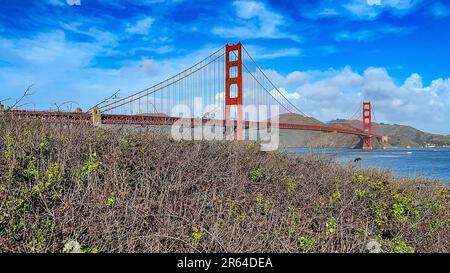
[275,113,324,126]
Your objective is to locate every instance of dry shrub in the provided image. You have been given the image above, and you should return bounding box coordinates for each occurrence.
[0,114,448,253]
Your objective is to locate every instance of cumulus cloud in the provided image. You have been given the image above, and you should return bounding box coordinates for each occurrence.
[262,70,310,89]
[270,66,450,134]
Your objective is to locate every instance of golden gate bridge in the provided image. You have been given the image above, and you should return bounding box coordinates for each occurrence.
[1,42,382,149]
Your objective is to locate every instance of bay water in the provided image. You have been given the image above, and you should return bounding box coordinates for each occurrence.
[288,147,450,184]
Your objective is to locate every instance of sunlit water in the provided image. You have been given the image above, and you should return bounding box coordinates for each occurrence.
[287,147,450,184]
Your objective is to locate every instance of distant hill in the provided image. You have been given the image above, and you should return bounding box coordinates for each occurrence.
[273,113,450,148]
[275,113,324,126]
[329,119,450,148]
[274,114,363,148]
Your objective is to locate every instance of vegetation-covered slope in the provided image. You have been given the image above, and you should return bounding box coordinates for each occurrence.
[0,115,448,253]
[330,119,450,148]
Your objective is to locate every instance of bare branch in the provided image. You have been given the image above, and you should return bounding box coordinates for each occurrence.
[1,97,11,103]
[5,85,34,112]
[51,101,79,112]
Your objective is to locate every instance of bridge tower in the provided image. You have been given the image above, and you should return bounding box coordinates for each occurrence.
[362,101,373,150]
[225,42,243,140]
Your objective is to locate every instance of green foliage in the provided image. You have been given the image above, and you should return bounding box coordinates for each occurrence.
[391,192,418,222]
[384,238,414,253]
[245,142,256,150]
[120,137,135,148]
[329,191,341,203]
[354,189,366,197]
[80,152,101,177]
[288,208,301,238]
[352,174,365,183]
[3,150,12,159]
[249,163,263,181]
[392,203,407,222]
[28,221,55,252]
[15,193,31,212]
[438,187,449,199]
[2,132,13,159]
[255,193,272,213]
[325,216,337,237]
[283,176,297,194]
[392,193,413,205]
[39,134,49,150]
[369,180,385,192]
[298,236,314,252]
[31,162,59,195]
[23,157,38,180]
[371,201,388,226]
[191,227,205,250]
[106,192,115,206]
[15,162,60,213]
[431,218,450,233]
[46,162,59,184]
[227,199,246,222]
[80,246,99,253]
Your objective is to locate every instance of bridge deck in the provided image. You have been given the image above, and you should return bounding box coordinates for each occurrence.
[6,110,382,139]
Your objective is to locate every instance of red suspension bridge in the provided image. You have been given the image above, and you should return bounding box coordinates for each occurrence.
[2,42,382,149]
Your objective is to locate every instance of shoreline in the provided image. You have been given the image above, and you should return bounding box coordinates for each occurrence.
[287,147,450,184]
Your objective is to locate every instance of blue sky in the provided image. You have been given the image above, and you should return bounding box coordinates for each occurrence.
[0,0,450,133]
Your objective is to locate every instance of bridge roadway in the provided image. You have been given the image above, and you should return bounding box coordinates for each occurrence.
[6,110,382,139]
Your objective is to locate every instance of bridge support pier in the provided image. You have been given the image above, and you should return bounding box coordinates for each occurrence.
[225,42,243,141]
[91,107,102,126]
[362,136,373,150]
[362,102,373,150]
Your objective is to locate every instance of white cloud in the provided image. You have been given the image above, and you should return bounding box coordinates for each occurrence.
[0,31,177,110]
[307,0,424,20]
[268,66,450,134]
[61,23,118,49]
[335,25,415,42]
[212,1,300,41]
[125,17,155,35]
[0,32,227,113]
[345,0,423,18]
[366,0,381,6]
[262,70,310,89]
[286,71,310,86]
[335,30,376,41]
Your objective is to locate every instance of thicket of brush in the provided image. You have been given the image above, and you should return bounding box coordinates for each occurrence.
[0,114,448,253]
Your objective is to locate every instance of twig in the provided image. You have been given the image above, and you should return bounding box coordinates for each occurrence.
[51,101,79,112]
[5,85,33,112]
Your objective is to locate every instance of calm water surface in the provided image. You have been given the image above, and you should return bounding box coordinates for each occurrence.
[288,147,450,184]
